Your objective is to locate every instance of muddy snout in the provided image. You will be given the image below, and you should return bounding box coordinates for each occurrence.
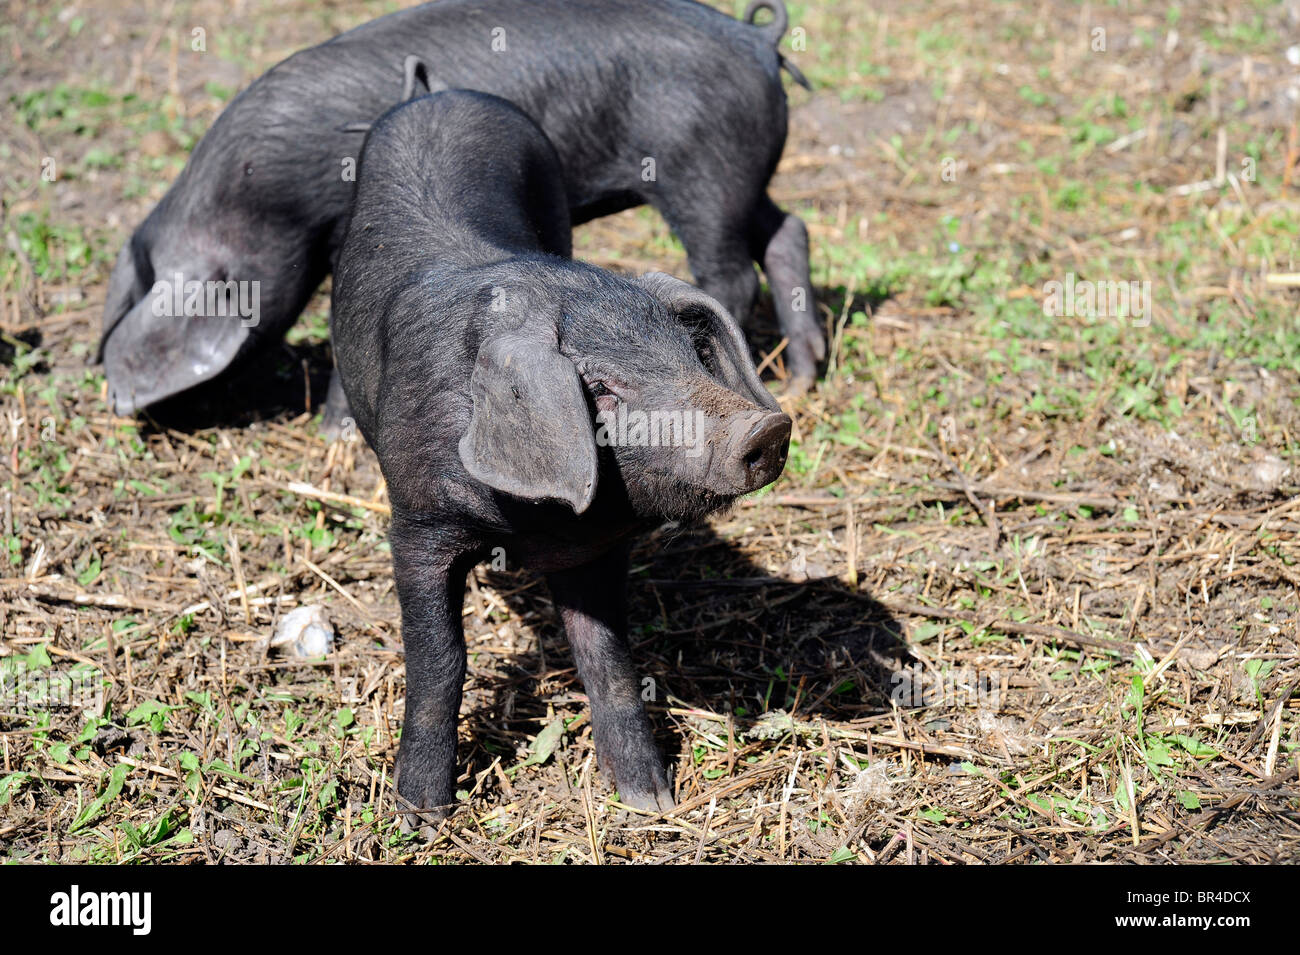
[718,410,791,493]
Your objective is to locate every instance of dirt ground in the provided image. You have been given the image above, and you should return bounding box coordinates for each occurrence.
[1,0,1298,863]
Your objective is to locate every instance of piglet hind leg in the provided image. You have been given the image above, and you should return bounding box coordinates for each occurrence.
[547,549,674,813]
[750,195,824,394]
[669,199,822,396]
[318,368,354,442]
[389,513,471,832]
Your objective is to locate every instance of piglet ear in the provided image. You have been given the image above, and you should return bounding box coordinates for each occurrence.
[638,271,780,413]
[458,324,598,514]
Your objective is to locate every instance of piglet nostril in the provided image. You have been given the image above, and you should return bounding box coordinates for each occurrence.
[736,412,792,488]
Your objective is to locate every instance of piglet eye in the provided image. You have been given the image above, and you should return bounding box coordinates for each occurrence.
[581,374,622,407]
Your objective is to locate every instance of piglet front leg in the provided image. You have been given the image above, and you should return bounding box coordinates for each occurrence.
[389,512,471,827]
[547,548,674,812]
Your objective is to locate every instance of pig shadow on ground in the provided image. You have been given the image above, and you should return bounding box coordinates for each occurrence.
[456,517,908,794]
[1,327,45,370]
[136,339,335,433]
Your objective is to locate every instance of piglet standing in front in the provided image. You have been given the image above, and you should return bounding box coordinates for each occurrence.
[332,92,791,822]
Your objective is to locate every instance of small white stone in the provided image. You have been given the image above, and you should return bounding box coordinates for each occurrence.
[1253,454,1287,489]
[270,605,335,657]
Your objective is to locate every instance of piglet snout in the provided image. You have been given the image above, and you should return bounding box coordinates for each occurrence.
[728,411,791,492]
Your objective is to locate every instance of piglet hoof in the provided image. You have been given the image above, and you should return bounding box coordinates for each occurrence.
[394,772,457,838]
[318,419,342,443]
[615,766,675,814]
[782,373,815,399]
[806,315,829,364]
[318,372,355,442]
[619,785,676,814]
[780,330,824,398]
[398,810,446,842]
[395,798,454,841]
[318,404,352,443]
